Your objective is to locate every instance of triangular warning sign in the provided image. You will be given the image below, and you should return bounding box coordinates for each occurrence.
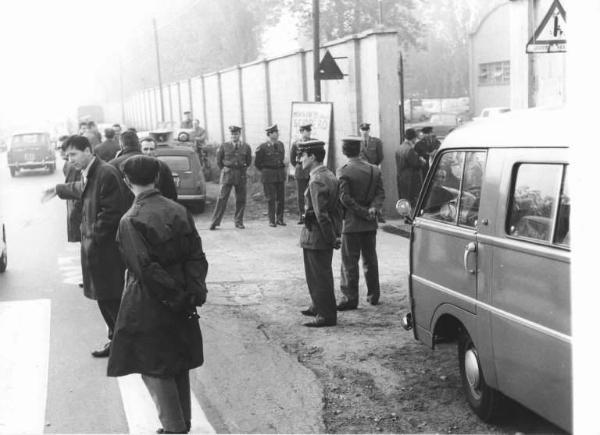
[318,50,344,80]
[526,0,566,53]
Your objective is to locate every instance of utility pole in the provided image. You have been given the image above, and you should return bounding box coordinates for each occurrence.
[153,18,165,122]
[312,0,321,102]
[378,0,383,26]
[398,52,405,142]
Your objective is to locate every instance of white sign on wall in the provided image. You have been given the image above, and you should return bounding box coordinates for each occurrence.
[288,102,333,172]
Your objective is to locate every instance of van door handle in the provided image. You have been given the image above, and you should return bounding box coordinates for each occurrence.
[463,242,477,274]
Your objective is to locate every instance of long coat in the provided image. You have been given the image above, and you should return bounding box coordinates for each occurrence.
[55,158,129,300]
[216,141,252,185]
[395,140,425,206]
[63,162,83,243]
[254,140,286,183]
[337,157,385,234]
[107,190,207,377]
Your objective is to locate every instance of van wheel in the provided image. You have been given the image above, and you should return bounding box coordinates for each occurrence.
[458,330,503,421]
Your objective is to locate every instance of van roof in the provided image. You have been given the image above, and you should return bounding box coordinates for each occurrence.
[441,106,568,149]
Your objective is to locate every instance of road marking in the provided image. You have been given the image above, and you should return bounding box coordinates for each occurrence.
[118,373,215,434]
[0,299,51,434]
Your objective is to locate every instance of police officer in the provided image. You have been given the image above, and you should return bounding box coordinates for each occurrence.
[298,140,341,327]
[180,111,193,128]
[210,126,252,230]
[358,123,384,166]
[255,124,287,227]
[336,137,385,310]
[289,124,314,224]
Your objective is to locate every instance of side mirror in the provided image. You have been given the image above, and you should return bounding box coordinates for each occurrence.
[395,199,413,224]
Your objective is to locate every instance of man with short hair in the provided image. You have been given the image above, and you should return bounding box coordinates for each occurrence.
[140,136,178,202]
[112,124,122,141]
[87,121,102,147]
[42,135,130,357]
[191,119,207,149]
[78,121,89,136]
[396,128,427,207]
[209,126,252,230]
[95,128,120,162]
[358,122,384,166]
[415,126,440,179]
[336,137,385,310]
[180,111,193,128]
[255,124,287,227]
[289,124,314,224]
[298,140,341,328]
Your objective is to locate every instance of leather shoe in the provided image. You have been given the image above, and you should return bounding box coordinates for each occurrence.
[156,428,187,434]
[235,223,245,229]
[276,220,286,226]
[209,224,217,230]
[297,218,304,225]
[367,296,379,305]
[78,282,84,288]
[301,308,316,317]
[269,222,277,227]
[337,302,358,311]
[303,319,336,327]
[91,342,110,358]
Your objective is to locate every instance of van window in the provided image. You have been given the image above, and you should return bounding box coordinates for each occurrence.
[458,151,486,227]
[507,164,569,246]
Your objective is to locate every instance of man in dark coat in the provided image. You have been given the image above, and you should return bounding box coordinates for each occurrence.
[61,138,83,244]
[395,128,427,207]
[94,128,120,162]
[358,122,384,166]
[336,137,385,310]
[108,155,207,434]
[298,140,341,328]
[110,131,177,202]
[209,125,252,230]
[255,124,287,227]
[289,124,314,224]
[414,126,441,179]
[42,135,130,357]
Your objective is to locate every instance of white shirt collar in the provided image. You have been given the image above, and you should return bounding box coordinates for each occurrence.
[81,156,96,181]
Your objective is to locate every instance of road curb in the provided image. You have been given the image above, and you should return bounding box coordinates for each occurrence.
[381,222,411,238]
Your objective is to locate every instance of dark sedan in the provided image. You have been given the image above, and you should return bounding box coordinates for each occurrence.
[7,132,56,176]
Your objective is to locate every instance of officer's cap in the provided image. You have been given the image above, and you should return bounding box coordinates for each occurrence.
[299,123,312,132]
[298,139,325,152]
[228,125,242,133]
[265,124,278,134]
[342,136,362,155]
[421,126,433,134]
[359,122,370,131]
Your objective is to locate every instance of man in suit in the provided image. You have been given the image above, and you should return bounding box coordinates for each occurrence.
[94,128,120,162]
[209,126,252,230]
[415,126,441,179]
[42,135,130,358]
[298,140,341,328]
[336,137,385,310]
[358,122,384,166]
[180,111,193,128]
[396,128,427,207]
[289,124,314,224]
[255,124,287,227]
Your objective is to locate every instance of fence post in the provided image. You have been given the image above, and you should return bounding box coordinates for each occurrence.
[264,59,272,125]
[353,36,363,131]
[238,65,247,143]
[217,71,225,143]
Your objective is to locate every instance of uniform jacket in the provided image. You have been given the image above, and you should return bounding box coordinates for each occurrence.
[254,140,286,183]
[94,139,120,162]
[337,157,385,233]
[359,136,384,166]
[216,141,252,185]
[180,119,193,129]
[107,190,207,377]
[109,149,178,202]
[55,158,129,300]
[63,161,83,243]
[396,140,425,204]
[300,165,342,250]
[290,140,312,180]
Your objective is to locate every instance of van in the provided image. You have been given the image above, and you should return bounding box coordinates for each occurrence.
[396,107,570,431]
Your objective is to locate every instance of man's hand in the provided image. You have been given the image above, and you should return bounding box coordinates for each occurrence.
[368,207,378,220]
[333,237,341,250]
[41,187,57,203]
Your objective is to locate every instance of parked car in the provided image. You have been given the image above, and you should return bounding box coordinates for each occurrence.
[0,222,6,272]
[396,107,570,432]
[473,107,511,121]
[7,132,56,176]
[410,112,464,140]
[154,145,206,213]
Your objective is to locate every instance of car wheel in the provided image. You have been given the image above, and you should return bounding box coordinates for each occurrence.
[458,330,503,421]
[190,200,205,214]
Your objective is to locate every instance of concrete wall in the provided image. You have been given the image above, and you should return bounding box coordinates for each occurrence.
[117,30,401,213]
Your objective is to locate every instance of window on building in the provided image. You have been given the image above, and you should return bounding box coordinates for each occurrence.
[478,61,510,85]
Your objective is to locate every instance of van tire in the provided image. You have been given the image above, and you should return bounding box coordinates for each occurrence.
[458,330,503,422]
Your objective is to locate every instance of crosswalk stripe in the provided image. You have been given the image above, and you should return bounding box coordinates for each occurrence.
[118,373,214,434]
[0,299,51,434]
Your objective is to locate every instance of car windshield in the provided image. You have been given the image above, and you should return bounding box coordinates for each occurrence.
[429,114,456,124]
[158,155,190,173]
[11,134,49,148]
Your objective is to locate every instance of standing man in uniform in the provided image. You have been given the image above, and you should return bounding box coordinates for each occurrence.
[289,124,314,224]
[255,124,287,227]
[336,137,385,310]
[298,140,341,328]
[358,122,384,166]
[396,128,427,207]
[209,126,252,230]
[180,111,193,128]
[41,135,129,358]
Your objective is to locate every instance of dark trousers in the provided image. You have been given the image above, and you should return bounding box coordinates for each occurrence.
[142,371,190,433]
[211,182,246,226]
[97,298,121,340]
[264,181,285,223]
[296,177,308,216]
[340,231,380,306]
[303,249,337,324]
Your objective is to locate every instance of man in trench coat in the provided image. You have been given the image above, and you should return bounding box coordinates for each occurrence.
[42,135,130,357]
[395,128,427,207]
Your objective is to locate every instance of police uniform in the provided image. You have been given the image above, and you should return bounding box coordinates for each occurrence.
[358,123,384,166]
[336,137,385,309]
[210,126,252,229]
[299,140,341,327]
[255,124,287,226]
[290,124,314,223]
